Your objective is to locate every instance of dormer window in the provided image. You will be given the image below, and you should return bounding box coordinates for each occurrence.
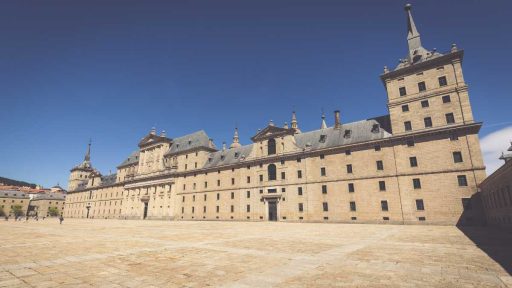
[208,158,212,163]
[371,124,380,133]
[220,155,225,161]
[344,129,352,139]
[319,134,327,143]
[234,152,240,159]
[188,140,192,145]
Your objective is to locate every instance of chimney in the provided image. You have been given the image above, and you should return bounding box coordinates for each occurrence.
[334,110,341,129]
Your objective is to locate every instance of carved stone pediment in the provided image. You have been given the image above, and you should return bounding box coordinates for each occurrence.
[138,134,172,148]
[251,125,294,142]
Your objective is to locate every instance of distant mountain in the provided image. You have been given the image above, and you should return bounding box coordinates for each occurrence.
[0,177,37,188]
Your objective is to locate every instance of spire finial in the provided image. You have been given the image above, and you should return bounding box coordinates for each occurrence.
[291,111,300,133]
[230,127,241,149]
[404,4,424,62]
[320,112,327,129]
[150,127,156,135]
[84,139,91,162]
[269,120,274,126]
[284,122,289,129]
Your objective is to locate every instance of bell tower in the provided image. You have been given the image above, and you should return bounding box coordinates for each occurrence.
[68,140,94,191]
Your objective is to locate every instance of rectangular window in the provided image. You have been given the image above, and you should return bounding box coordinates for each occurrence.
[204,182,208,188]
[350,201,356,211]
[280,159,285,165]
[379,181,386,191]
[203,206,206,213]
[445,113,455,124]
[461,198,472,210]
[247,176,250,183]
[402,105,409,112]
[399,86,407,96]
[413,178,422,189]
[404,121,412,131]
[231,192,234,199]
[216,206,219,213]
[217,180,220,186]
[246,191,250,198]
[323,202,329,212]
[321,167,326,176]
[410,156,418,167]
[281,172,286,180]
[247,205,250,213]
[297,170,302,179]
[424,117,433,128]
[418,81,426,92]
[374,145,381,151]
[320,154,325,159]
[298,187,303,195]
[381,200,389,211]
[418,216,426,221]
[231,205,234,213]
[231,178,235,185]
[345,149,351,155]
[259,175,263,182]
[376,160,384,170]
[182,196,185,202]
[346,164,353,174]
[217,193,220,200]
[297,158,301,163]
[450,132,459,141]
[421,99,429,108]
[348,183,355,193]
[204,194,207,201]
[438,76,448,87]
[442,95,451,103]
[298,203,304,212]
[407,139,415,147]
[416,199,425,211]
[458,175,468,187]
[453,151,463,163]
[322,185,327,194]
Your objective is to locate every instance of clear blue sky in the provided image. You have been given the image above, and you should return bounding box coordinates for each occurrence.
[1,1,511,189]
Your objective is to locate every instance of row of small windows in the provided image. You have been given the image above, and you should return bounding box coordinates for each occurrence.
[401,95,452,113]
[399,76,448,96]
[404,113,455,131]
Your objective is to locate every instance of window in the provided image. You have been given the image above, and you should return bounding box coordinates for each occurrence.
[268,138,276,155]
[381,200,389,211]
[399,86,407,96]
[383,217,390,221]
[410,156,418,167]
[321,167,326,176]
[345,150,351,155]
[204,194,207,201]
[418,216,426,221]
[281,188,286,193]
[450,132,459,141]
[413,178,422,189]
[193,195,196,201]
[281,172,286,180]
[348,183,355,193]
[259,175,263,182]
[350,201,356,211]
[418,81,426,92]
[421,100,429,108]
[231,205,234,213]
[268,164,277,181]
[442,95,451,103]
[346,164,353,174]
[438,76,447,87]
[247,205,250,213]
[231,192,234,199]
[297,170,302,179]
[458,175,468,187]
[379,181,386,191]
[217,193,220,200]
[424,117,432,128]
[320,154,325,159]
[462,198,472,210]
[247,176,251,184]
[376,160,384,170]
[298,203,304,212]
[453,152,463,163]
[297,158,301,163]
[203,206,206,213]
[280,159,285,165]
[407,139,415,147]
[322,185,327,194]
[231,178,235,185]
[246,191,250,198]
[182,196,185,202]
[416,199,425,211]
[217,180,220,187]
[216,206,219,213]
[402,105,409,112]
[404,121,412,131]
[445,113,455,124]
[374,145,381,151]
[323,202,329,212]
[204,182,208,188]
[298,187,303,196]
[344,130,352,138]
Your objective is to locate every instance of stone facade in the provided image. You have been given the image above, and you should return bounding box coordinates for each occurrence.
[0,190,30,218]
[64,5,486,225]
[28,192,66,217]
[479,143,512,228]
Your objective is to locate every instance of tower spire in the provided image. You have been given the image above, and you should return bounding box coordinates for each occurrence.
[230,127,241,149]
[404,4,426,63]
[84,139,91,162]
[291,111,300,133]
[320,112,327,129]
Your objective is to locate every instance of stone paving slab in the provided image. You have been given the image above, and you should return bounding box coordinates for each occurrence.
[0,219,510,287]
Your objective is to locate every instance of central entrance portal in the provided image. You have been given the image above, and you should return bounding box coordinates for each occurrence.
[268,201,277,221]
[143,202,148,219]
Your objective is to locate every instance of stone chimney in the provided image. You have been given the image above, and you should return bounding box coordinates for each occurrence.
[334,110,341,129]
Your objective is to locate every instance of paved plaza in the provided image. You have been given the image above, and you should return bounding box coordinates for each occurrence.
[0,219,511,287]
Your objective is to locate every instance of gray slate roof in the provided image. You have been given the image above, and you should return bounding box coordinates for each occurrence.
[101,174,117,186]
[165,130,213,155]
[203,144,254,169]
[0,190,30,199]
[32,193,66,201]
[118,151,139,168]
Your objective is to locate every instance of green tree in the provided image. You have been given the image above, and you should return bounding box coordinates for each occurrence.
[11,205,24,217]
[48,207,59,217]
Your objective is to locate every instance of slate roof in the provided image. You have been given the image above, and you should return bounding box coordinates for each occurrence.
[0,190,30,199]
[117,151,139,168]
[101,174,117,186]
[32,193,66,201]
[203,144,254,169]
[165,130,214,155]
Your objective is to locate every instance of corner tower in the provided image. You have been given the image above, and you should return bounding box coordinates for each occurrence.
[381,4,474,135]
[68,140,94,191]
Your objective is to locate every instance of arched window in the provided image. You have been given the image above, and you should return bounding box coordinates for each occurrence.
[268,138,276,155]
[268,164,277,181]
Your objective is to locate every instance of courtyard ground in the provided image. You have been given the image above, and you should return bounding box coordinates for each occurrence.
[0,219,511,288]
